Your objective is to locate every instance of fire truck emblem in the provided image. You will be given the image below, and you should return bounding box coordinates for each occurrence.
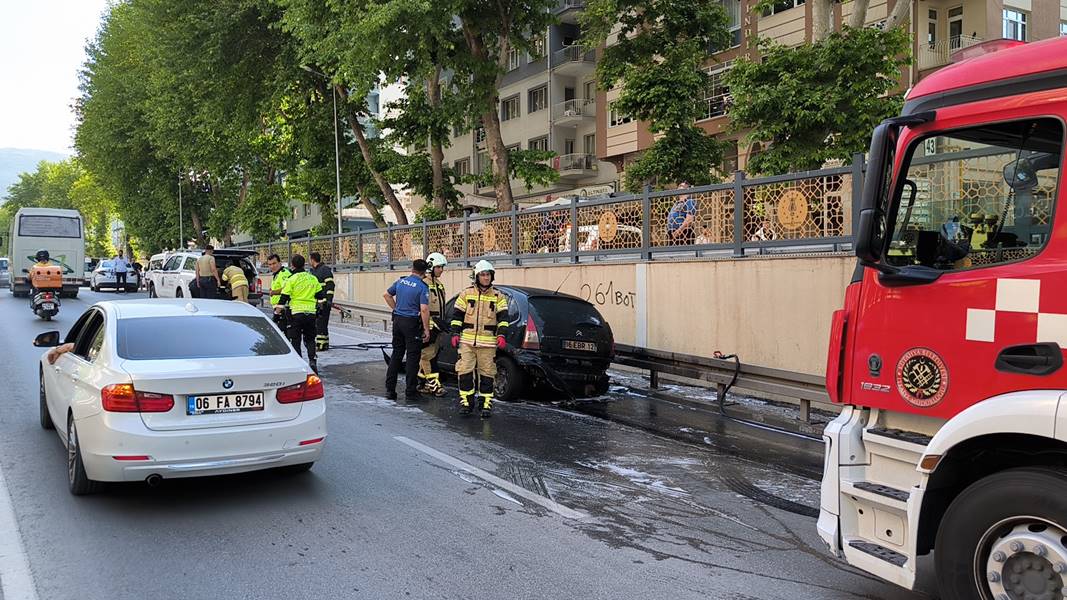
[895,348,948,408]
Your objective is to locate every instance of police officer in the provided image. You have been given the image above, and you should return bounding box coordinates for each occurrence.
[267,253,291,331]
[308,252,335,351]
[416,253,448,396]
[383,259,431,401]
[450,260,508,418]
[276,254,325,373]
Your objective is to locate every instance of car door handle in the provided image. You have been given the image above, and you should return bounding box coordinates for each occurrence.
[995,343,1063,376]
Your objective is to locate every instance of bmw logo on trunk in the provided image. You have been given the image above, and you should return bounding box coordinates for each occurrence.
[222,379,234,390]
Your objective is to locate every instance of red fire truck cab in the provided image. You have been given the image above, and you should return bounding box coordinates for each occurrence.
[820,37,1067,599]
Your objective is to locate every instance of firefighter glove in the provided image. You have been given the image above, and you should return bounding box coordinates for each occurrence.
[451,335,460,348]
[496,336,506,350]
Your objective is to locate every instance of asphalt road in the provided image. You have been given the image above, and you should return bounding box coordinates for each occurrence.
[0,288,932,600]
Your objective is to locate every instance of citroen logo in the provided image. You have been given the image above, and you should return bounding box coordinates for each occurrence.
[222,378,234,390]
[575,330,583,337]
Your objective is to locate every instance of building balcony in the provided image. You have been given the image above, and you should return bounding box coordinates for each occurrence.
[551,99,596,126]
[554,0,585,24]
[552,45,596,76]
[553,153,598,180]
[917,34,982,71]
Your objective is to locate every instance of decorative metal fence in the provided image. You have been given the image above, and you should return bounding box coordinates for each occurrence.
[242,155,865,270]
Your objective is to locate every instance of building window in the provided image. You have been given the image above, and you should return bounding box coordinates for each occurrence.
[529,136,549,152]
[454,158,471,178]
[476,152,490,175]
[529,35,546,60]
[292,207,298,220]
[528,85,548,113]
[507,46,524,71]
[699,62,732,121]
[1003,9,1027,41]
[926,9,938,47]
[302,203,312,217]
[583,134,596,155]
[1060,21,1067,36]
[501,95,520,121]
[721,140,739,174]
[723,0,742,47]
[609,106,632,127]
[583,80,596,102]
[763,0,804,17]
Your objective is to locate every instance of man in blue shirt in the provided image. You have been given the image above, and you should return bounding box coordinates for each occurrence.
[383,259,431,400]
[666,182,697,245]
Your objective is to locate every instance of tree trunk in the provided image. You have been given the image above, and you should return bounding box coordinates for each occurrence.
[427,69,447,211]
[883,0,912,31]
[337,85,409,225]
[189,208,206,249]
[848,0,872,29]
[356,182,387,228]
[812,0,833,41]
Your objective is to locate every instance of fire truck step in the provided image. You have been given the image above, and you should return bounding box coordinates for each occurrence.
[866,427,932,447]
[852,481,910,502]
[847,540,907,567]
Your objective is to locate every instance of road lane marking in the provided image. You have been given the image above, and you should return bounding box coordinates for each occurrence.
[0,463,38,600]
[393,436,588,520]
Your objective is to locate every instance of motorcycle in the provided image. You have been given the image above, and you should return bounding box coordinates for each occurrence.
[28,264,63,321]
[31,289,60,321]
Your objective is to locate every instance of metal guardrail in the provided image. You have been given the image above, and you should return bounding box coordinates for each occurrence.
[242,154,866,270]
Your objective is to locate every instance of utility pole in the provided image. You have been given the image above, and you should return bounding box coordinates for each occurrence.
[178,171,184,249]
[333,86,343,234]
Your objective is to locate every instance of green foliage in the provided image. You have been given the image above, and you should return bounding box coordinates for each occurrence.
[470,148,560,193]
[414,203,446,224]
[727,26,911,174]
[583,0,731,189]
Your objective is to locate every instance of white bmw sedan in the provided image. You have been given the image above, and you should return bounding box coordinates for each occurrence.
[35,299,326,495]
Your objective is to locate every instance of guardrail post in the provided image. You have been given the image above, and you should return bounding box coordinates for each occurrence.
[287,240,293,262]
[385,224,393,270]
[732,170,745,258]
[462,216,470,266]
[569,197,579,264]
[422,221,429,260]
[356,231,363,270]
[649,370,659,389]
[800,399,812,423]
[851,152,864,242]
[641,184,652,261]
[511,208,519,265]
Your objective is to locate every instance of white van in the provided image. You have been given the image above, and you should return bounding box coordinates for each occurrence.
[8,207,86,297]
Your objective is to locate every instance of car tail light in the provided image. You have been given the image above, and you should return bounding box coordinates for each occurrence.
[102,384,175,413]
[277,374,325,404]
[255,277,262,294]
[299,437,325,446]
[522,318,540,350]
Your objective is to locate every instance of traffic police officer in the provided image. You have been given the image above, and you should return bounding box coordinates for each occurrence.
[267,253,291,330]
[308,252,335,351]
[450,260,508,418]
[384,259,431,400]
[276,254,325,373]
[416,253,448,396]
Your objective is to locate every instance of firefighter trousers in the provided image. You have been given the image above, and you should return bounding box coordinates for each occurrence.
[457,344,497,410]
[315,301,331,351]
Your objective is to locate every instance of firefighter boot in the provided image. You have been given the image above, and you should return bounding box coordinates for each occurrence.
[478,376,494,419]
[416,372,431,394]
[426,372,446,397]
[315,335,330,352]
[458,372,475,415]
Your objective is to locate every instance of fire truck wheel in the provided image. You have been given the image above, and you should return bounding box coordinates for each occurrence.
[935,467,1067,600]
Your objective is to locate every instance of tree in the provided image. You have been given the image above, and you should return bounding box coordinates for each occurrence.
[583,0,732,191]
[727,1,912,174]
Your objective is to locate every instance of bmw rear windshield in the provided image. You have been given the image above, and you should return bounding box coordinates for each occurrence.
[116,316,291,360]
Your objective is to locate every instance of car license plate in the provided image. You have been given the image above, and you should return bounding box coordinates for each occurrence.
[41,302,54,310]
[563,340,597,352]
[187,392,264,415]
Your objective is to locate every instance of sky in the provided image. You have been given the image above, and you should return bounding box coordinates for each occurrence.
[0,0,111,154]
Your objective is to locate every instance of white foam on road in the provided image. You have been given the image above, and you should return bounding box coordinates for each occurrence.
[394,436,588,520]
[0,463,38,600]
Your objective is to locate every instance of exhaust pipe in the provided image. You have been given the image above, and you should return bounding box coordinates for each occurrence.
[145,474,163,488]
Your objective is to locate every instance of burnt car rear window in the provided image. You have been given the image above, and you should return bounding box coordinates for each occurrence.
[117,316,291,360]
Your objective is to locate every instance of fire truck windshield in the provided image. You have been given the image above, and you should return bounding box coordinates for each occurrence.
[886,117,1062,271]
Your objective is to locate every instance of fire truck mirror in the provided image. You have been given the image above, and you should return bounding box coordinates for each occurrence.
[856,122,900,264]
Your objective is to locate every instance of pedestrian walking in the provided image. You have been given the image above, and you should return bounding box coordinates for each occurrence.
[222,257,249,303]
[195,245,222,299]
[449,260,508,418]
[416,253,448,396]
[308,252,335,351]
[666,182,697,245]
[112,252,129,293]
[276,254,324,373]
[267,253,292,331]
[383,259,431,401]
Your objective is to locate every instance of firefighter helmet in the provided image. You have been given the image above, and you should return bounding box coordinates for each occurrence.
[426,252,448,268]
[472,259,495,283]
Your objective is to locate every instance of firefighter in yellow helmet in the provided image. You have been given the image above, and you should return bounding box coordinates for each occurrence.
[417,253,448,396]
[450,260,508,417]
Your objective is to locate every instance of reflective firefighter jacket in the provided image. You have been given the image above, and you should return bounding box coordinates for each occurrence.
[422,274,446,328]
[310,263,335,301]
[450,285,509,346]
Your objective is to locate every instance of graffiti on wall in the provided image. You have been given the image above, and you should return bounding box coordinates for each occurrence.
[579,280,636,309]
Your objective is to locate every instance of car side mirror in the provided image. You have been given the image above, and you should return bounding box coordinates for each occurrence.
[34,331,61,347]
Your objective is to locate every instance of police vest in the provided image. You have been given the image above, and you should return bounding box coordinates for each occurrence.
[281,271,322,314]
[270,268,291,306]
[451,286,509,346]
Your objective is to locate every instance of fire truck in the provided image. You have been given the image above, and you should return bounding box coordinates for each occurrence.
[819,37,1067,599]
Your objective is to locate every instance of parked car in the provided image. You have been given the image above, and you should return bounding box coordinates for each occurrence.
[557,224,643,252]
[34,299,326,495]
[433,286,614,401]
[89,259,141,292]
[146,249,263,304]
[0,257,9,289]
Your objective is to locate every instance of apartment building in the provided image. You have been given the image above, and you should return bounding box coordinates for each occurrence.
[441,2,620,208]
[599,0,1067,178]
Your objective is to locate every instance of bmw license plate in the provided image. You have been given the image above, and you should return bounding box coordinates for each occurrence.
[187,392,264,415]
[563,340,597,352]
[41,302,55,310]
